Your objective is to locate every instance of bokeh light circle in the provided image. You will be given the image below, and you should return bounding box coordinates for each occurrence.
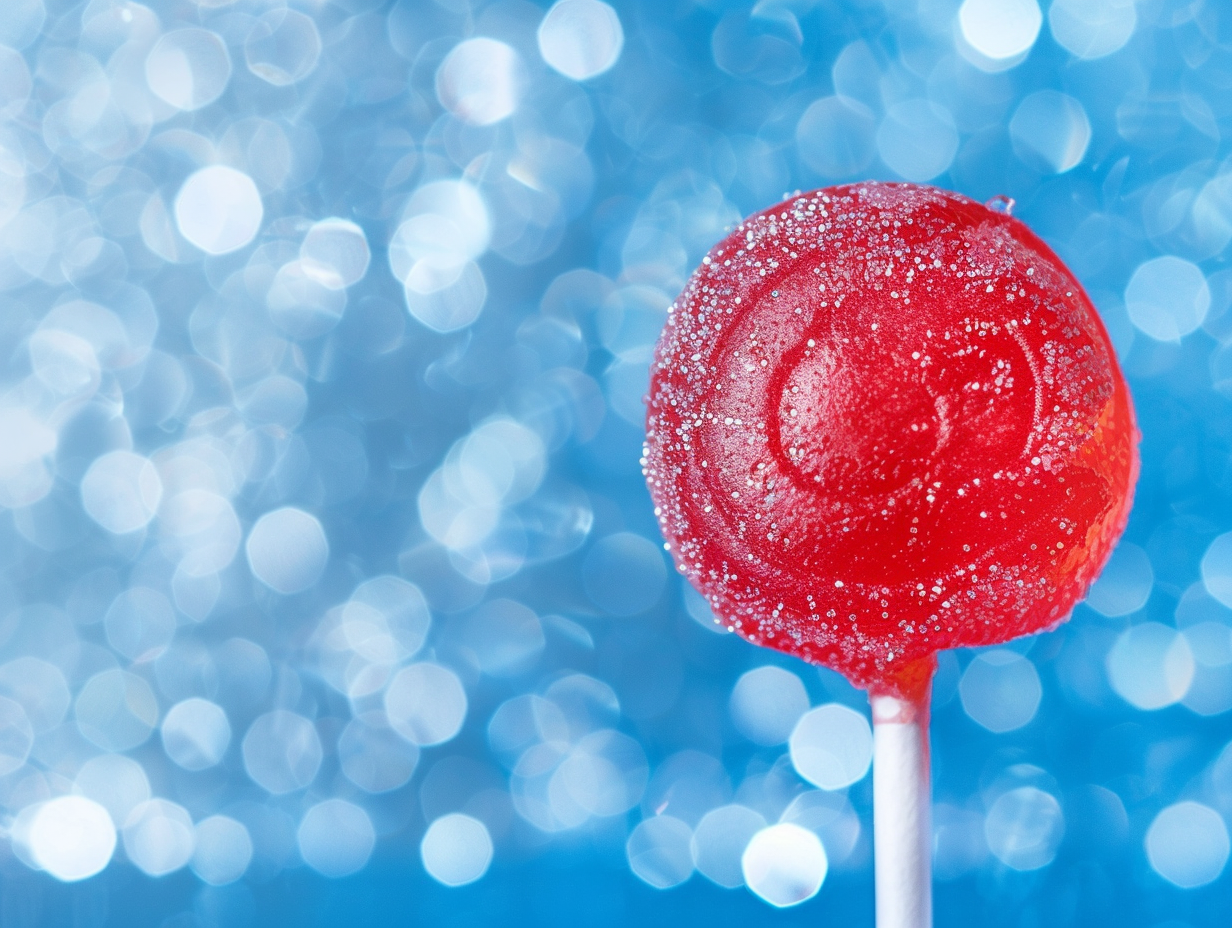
[191,816,253,886]
[28,797,116,882]
[1125,257,1210,342]
[80,451,163,535]
[174,166,263,256]
[299,800,376,878]
[626,815,693,889]
[1145,802,1230,889]
[146,28,232,112]
[246,507,329,594]
[741,823,828,908]
[789,704,873,791]
[436,38,521,127]
[958,651,1042,733]
[538,0,624,81]
[958,0,1042,67]
[984,787,1064,871]
[1048,0,1136,60]
[421,813,494,887]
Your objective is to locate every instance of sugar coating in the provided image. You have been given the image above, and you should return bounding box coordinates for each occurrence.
[642,183,1138,697]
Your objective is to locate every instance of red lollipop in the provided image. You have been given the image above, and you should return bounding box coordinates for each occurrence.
[643,183,1137,925]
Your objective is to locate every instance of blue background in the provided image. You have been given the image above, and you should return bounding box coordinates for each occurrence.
[0,0,1229,925]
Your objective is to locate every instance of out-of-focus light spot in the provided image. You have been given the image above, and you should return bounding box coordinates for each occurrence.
[301,218,370,290]
[75,669,159,752]
[422,813,493,887]
[1201,533,1232,608]
[1125,256,1210,342]
[984,787,1064,870]
[512,743,588,832]
[627,815,693,889]
[683,586,730,635]
[581,532,666,616]
[390,180,491,332]
[1181,623,1232,716]
[729,666,809,746]
[780,791,861,866]
[419,418,546,554]
[191,815,253,886]
[958,0,1042,69]
[461,599,546,677]
[245,10,321,87]
[242,710,322,794]
[403,261,488,333]
[1146,802,1229,888]
[538,0,624,81]
[339,713,420,793]
[710,10,805,84]
[385,662,467,746]
[1191,178,1232,265]
[298,799,375,878]
[488,694,570,766]
[933,803,989,880]
[123,799,195,878]
[1009,91,1090,173]
[266,260,347,339]
[741,823,827,907]
[796,96,877,178]
[789,704,872,790]
[174,166,263,256]
[0,0,44,50]
[639,751,728,828]
[27,796,116,882]
[1085,542,1153,616]
[0,656,69,732]
[240,375,307,429]
[959,651,1042,733]
[691,804,766,889]
[876,102,958,182]
[28,328,99,396]
[245,507,329,594]
[831,41,880,110]
[213,637,271,708]
[557,729,649,818]
[0,406,56,508]
[0,696,33,774]
[604,350,654,427]
[0,148,26,232]
[145,28,232,112]
[80,451,163,535]
[1048,0,1136,60]
[75,754,151,828]
[161,698,231,771]
[436,38,521,126]
[1106,622,1195,710]
[159,489,242,578]
[0,46,32,120]
[104,587,176,663]
[390,181,490,285]
[170,564,220,623]
[345,575,432,662]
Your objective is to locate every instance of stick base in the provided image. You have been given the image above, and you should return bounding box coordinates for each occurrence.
[872,694,932,928]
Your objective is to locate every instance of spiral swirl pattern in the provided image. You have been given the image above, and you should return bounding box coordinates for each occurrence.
[644,184,1137,695]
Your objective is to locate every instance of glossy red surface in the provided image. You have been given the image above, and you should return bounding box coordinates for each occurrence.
[643,183,1138,699]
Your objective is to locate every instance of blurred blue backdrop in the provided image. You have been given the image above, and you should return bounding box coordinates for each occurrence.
[0,0,1229,925]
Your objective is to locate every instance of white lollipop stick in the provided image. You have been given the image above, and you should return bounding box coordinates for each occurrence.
[871,691,932,928]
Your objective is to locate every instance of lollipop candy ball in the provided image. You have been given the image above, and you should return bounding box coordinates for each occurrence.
[642,183,1137,697]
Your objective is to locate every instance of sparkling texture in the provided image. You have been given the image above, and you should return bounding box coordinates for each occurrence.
[643,183,1138,695]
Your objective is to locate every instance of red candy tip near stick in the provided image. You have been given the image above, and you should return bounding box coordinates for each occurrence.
[643,182,1138,923]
